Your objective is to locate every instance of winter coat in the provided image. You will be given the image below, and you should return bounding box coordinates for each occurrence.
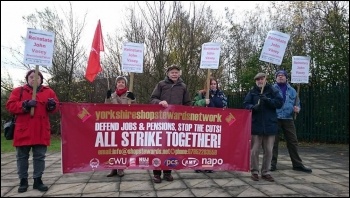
[243,84,283,136]
[105,91,136,104]
[193,89,227,108]
[150,76,192,106]
[6,84,59,146]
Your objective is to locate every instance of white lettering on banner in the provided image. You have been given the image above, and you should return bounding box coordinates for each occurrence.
[121,131,162,147]
[146,122,175,130]
[205,125,221,133]
[121,122,137,130]
[108,158,127,165]
[95,132,118,147]
[177,123,192,131]
[165,132,221,148]
[202,158,223,166]
[95,122,119,131]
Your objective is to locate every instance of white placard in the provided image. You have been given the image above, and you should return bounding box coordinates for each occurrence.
[200,42,221,69]
[291,56,310,83]
[23,28,55,67]
[122,42,144,73]
[259,30,290,65]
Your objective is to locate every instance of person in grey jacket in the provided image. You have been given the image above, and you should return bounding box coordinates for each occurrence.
[150,64,192,183]
[105,76,136,177]
[243,72,283,182]
[271,70,312,173]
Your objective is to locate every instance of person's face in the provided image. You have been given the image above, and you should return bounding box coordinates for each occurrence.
[276,74,287,83]
[27,72,42,86]
[210,80,217,90]
[116,79,126,90]
[167,69,180,81]
[255,77,266,88]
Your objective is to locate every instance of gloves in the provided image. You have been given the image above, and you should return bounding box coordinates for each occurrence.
[251,104,260,111]
[126,91,135,100]
[106,89,112,99]
[47,98,56,111]
[259,94,269,101]
[22,100,37,112]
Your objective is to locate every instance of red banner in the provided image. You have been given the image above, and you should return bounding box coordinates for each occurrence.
[60,103,251,173]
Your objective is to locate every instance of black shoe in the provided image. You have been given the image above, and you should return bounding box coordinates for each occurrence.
[293,165,312,173]
[205,170,213,173]
[18,178,29,193]
[33,177,48,191]
[195,170,202,173]
[270,166,277,171]
[107,169,118,177]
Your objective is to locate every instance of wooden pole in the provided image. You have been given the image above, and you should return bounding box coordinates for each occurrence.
[30,65,39,117]
[257,79,266,105]
[107,70,110,90]
[294,84,301,120]
[205,69,211,101]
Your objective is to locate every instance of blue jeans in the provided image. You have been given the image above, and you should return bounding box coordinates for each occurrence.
[16,145,47,179]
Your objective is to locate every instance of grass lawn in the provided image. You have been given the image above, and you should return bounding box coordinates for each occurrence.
[1,133,61,153]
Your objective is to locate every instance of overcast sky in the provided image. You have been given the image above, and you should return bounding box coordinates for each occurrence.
[1,1,268,86]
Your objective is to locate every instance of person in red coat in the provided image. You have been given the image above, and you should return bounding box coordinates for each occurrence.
[6,69,59,193]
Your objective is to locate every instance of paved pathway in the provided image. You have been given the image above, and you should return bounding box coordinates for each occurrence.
[1,144,349,197]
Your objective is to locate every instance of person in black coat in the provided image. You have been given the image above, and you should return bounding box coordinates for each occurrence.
[243,72,283,182]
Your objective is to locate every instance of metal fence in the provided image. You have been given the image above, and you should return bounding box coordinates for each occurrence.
[227,84,349,144]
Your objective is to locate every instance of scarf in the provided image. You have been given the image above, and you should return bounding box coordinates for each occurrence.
[116,87,128,97]
[277,83,287,102]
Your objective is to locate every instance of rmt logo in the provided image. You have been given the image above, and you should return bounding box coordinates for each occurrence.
[164,157,179,167]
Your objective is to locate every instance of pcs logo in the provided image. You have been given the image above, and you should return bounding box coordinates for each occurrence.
[164,157,179,167]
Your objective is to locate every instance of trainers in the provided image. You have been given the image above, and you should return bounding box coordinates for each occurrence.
[262,174,275,182]
[195,170,202,173]
[205,170,214,173]
[153,175,161,183]
[117,169,124,177]
[251,173,259,181]
[163,173,174,181]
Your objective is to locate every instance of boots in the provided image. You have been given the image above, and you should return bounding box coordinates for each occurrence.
[18,178,29,193]
[33,177,48,191]
[107,169,118,177]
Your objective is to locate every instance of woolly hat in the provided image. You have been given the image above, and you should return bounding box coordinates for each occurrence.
[275,70,288,78]
[115,76,127,85]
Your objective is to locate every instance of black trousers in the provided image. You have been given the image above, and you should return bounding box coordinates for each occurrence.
[153,170,171,176]
[272,119,303,168]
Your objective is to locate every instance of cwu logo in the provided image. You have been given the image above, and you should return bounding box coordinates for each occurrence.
[164,157,179,167]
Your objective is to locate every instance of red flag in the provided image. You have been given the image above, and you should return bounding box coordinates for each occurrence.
[85,20,104,82]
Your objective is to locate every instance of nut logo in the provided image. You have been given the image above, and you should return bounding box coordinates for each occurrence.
[164,157,179,167]
[182,157,199,167]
